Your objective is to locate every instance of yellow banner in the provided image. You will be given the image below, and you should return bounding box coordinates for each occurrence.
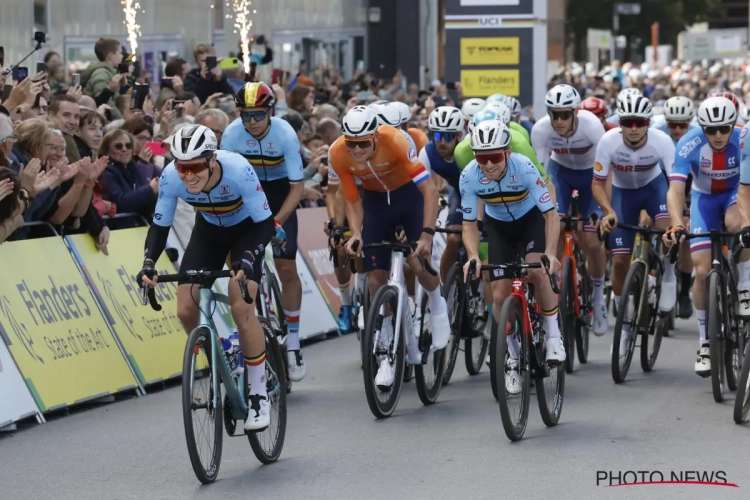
[0,237,138,412]
[460,37,519,65]
[67,228,201,386]
[460,69,520,98]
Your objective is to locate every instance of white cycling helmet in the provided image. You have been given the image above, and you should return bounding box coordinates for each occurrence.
[482,102,511,125]
[470,121,512,151]
[494,95,521,116]
[370,102,402,127]
[617,94,652,119]
[741,104,750,123]
[617,88,642,104]
[393,101,412,126]
[697,97,738,127]
[468,109,502,135]
[545,84,581,110]
[664,96,695,122]
[342,105,379,138]
[461,98,486,121]
[428,106,464,133]
[486,93,505,103]
[372,99,389,106]
[169,125,218,161]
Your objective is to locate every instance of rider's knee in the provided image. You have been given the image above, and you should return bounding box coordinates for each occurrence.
[276,259,299,280]
[446,233,462,247]
[693,256,711,278]
[612,256,630,275]
[491,284,509,309]
[177,301,197,326]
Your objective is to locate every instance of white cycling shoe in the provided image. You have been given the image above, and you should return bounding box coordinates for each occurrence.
[244,394,270,432]
[429,309,451,350]
[287,350,307,382]
[695,346,711,377]
[375,358,395,390]
[659,281,677,313]
[505,357,523,395]
[738,290,750,318]
[593,303,608,336]
[545,337,566,363]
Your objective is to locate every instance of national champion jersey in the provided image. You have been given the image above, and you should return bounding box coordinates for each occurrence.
[154,150,272,227]
[459,153,554,222]
[593,128,675,189]
[652,120,700,145]
[220,116,304,183]
[671,127,743,194]
[418,141,462,190]
[327,137,361,187]
[531,110,605,170]
[453,131,548,182]
[328,125,430,202]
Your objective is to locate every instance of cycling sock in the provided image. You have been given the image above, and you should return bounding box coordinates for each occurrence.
[697,309,707,347]
[244,351,266,395]
[381,314,394,346]
[339,282,353,306]
[284,309,301,351]
[738,260,750,290]
[426,286,446,315]
[542,306,560,339]
[663,261,676,283]
[356,273,366,294]
[508,329,521,359]
[680,272,692,296]
[592,275,605,305]
[487,304,493,320]
[614,294,620,310]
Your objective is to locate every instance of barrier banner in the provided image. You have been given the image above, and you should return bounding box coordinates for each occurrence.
[0,237,139,412]
[67,228,202,386]
[0,337,41,427]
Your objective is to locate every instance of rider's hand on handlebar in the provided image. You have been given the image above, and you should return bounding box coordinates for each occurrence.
[323,219,332,236]
[662,225,686,247]
[463,258,481,282]
[345,235,362,256]
[137,260,158,288]
[231,252,255,283]
[739,226,750,248]
[544,253,560,274]
[598,213,618,234]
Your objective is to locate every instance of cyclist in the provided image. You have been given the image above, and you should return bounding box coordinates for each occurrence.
[593,94,677,354]
[531,84,609,335]
[331,106,449,388]
[607,88,642,126]
[653,96,699,318]
[393,100,430,152]
[138,125,275,431]
[738,122,750,316]
[220,82,308,382]
[370,101,419,151]
[712,91,746,127]
[419,106,465,279]
[461,98,487,134]
[461,120,563,393]
[580,97,617,131]
[663,96,748,376]
[486,94,531,143]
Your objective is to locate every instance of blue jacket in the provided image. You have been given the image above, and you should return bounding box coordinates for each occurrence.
[99,159,156,227]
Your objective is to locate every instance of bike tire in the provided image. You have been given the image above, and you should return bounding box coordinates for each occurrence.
[362,285,405,418]
[465,314,490,375]
[575,256,591,364]
[495,296,530,441]
[537,314,565,427]
[441,264,465,385]
[247,317,288,464]
[725,270,742,391]
[707,272,726,403]
[733,335,750,423]
[359,275,371,369]
[415,294,447,404]
[560,256,576,374]
[612,262,644,384]
[182,327,223,484]
[266,266,292,394]
[640,263,664,373]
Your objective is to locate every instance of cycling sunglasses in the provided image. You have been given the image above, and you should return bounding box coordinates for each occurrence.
[667,121,690,130]
[175,159,210,175]
[432,131,458,143]
[240,109,269,122]
[620,117,649,128]
[548,110,574,121]
[703,125,732,136]
[345,136,374,150]
[475,149,508,166]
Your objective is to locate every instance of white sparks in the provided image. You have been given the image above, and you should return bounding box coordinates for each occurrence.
[122,0,142,56]
[231,0,254,73]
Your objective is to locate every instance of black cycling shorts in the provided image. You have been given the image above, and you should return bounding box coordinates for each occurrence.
[486,208,547,281]
[180,214,275,285]
[261,178,298,260]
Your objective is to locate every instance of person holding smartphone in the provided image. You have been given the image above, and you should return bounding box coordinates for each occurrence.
[183,43,233,104]
[80,38,125,120]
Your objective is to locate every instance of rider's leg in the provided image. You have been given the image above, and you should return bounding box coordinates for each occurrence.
[275,212,305,381]
[678,216,694,317]
[645,176,676,312]
[725,200,750,316]
[441,230,462,280]
[576,172,607,332]
[335,245,354,331]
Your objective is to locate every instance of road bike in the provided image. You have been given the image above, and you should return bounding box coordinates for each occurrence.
[142,270,287,484]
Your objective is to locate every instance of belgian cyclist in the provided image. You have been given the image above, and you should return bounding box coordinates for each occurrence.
[460,121,563,393]
[220,82,308,382]
[137,125,275,431]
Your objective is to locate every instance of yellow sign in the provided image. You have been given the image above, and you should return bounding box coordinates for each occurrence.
[67,228,203,386]
[460,69,520,98]
[460,37,519,65]
[0,237,138,412]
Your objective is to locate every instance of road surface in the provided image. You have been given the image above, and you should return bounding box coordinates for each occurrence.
[1,318,748,500]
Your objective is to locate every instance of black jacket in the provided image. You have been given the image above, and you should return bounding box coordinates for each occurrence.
[183,68,235,104]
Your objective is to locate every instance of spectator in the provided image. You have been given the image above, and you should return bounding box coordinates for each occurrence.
[47,64,69,94]
[75,108,105,160]
[48,95,82,163]
[26,94,48,121]
[174,92,201,117]
[81,37,124,120]
[167,116,196,137]
[287,84,314,118]
[0,167,25,244]
[0,114,16,168]
[43,51,61,70]
[312,103,340,122]
[98,129,158,226]
[183,43,234,104]
[195,108,229,144]
[217,95,239,120]
[156,57,188,109]
[121,116,161,180]
[315,117,341,147]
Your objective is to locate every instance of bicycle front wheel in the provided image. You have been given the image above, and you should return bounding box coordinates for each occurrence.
[707,272,726,403]
[182,327,223,484]
[725,270,742,391]
[733,336,750,423]
[441,264,464,385]
[560,256,576,374]
[537,315,565,427]
[495,296,530,441]
[265,265,292,395]
[415,293,447,404]
[576,255,591,364]
[612,262,643,384]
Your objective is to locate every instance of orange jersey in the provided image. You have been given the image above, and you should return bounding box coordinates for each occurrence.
[329,125,430,202]
[408,128,429,152]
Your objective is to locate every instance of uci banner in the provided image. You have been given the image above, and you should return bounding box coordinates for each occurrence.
[66,228,204,386]
[0,237,138,412]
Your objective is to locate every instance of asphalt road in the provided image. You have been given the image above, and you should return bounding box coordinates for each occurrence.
[1,318,749,500]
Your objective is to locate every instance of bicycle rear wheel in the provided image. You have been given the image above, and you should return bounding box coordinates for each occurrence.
[362,285,405,418]
[733,335,750,423]
[415,294,447,404]
[265,264,292,394]
[560,256,576,374]
[575,253,591,364]
[707,272,727,403]
[441,264,464,385]
[495,296,530,441]
[465,299,489,375]
[537,315,565,427]
[612,262,643,384]
[725,271,742,391]
[182,327,223,484]
[640,264,664,373]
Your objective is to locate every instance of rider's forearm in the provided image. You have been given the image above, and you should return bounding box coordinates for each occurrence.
[334,188,347,227]
[275,182,304,224]
[738,185,750,227]
[420,181,439,230]
[546,181,558,211]
[543,210,560,255]
[325,184,337,220]
[143,224,171,263]
[667,182,687,228]
[346,199,364,238]
[462,221,481,260]
[592,180,613,216]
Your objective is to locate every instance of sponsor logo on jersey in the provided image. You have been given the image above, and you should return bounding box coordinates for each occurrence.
[594,162,603,172]
[536,177,545,188]
[526,162,535,171]
[700,157,711,168]
[509,173,517,183]
[219,184,230,195]
[479,176,490,184]
[247,140,256,147]
[728,156,736,167]
[267,142,274,149]
[154,213,162,220]
[741,128,748,138]
[539,192,551,203]
[256,184,263,192]
[679,136,702,158]
[407,148,418,163]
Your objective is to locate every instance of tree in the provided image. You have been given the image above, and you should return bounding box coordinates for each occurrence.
[567,0,720,62]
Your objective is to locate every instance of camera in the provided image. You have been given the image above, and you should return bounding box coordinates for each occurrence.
[34,32,46,45]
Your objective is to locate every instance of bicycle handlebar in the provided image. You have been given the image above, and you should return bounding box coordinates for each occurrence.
[666,228,738,264]
[435,227,462,235]
[140,269,252,311]
[341,227,438,277]
[466,255,560,294]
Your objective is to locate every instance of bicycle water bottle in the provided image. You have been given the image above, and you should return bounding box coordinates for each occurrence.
[229,331,243,374]
[221,337,242,375]
[648,274,656,305]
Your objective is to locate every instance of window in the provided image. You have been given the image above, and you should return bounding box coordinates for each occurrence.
[213,1,224,30]
[33,0,48,34]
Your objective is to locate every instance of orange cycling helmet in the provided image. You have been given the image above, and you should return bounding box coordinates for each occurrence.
[579,97,608,118]
[236,82,276,108]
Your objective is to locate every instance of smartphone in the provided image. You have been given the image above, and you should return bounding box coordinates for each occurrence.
[272,68,283,85]
[130,83,149,110]
[173,100,186,117]
[446,82,457,90]
[205,56,217,70]
[72,73,81,87]
[144,141,169,156]
[117,62,130,74]
[162,77,173,89]
[356,91,374,101]
[36,61,46,75]
[132,61,141,78]
[12,66,28,82]
[219,57,239,70]
[0,47,4,67]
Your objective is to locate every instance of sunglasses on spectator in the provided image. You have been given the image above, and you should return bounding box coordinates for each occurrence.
[175,160,210,175]
[548,110,574,121]
[703,125,732,136]
[620,118,649,128]
[432,131,458,143]
[667,121,690,130]
[345,137,374,150]
[240,110,269,122]
[113,142,133,151]
[475,149,508,166]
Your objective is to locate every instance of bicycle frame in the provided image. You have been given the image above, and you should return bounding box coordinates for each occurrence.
[563,232,581,317]
[629,232,663,330]
[509,277,533,340]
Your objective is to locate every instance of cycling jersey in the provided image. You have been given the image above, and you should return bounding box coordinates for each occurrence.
[453,131,548,182]
[459,153,554,222]
[509,121,531,144]
[593,128,675,189]
[419,141,462,190]
[671,127,742,194]
[327,137,361,187]
[736,126,750,185]
[154,150,272,227]
[220,116,304,183]
[328,125,429,202]
[407,128,429,152]
[652,120,700,145]
[400,128,418,151]
[531,110,604,170]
